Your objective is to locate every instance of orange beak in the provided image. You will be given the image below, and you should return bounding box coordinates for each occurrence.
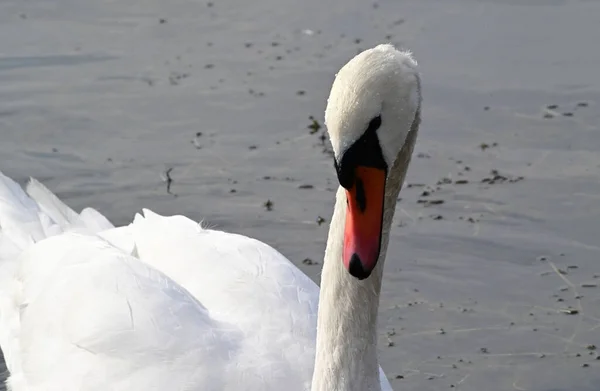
[343,166,386,280]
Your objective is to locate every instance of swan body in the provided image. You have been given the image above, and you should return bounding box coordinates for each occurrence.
[0,44,421,391]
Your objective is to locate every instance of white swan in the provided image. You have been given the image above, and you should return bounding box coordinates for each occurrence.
[0,44,421,391]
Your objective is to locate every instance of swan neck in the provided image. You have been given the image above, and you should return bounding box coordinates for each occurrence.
[310,187,386,391]
[311,120,418,391]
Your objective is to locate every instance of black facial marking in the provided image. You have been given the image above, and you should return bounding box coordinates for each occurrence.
[368,115,382,133]
[348,253,371,280]
[335,115,387,190]
[355,177,366,213]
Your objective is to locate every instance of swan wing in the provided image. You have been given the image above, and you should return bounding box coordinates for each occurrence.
[9,233,243,391]
[0,173,317,391]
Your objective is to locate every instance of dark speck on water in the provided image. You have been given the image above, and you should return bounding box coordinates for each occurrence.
[307,116,321,134]
[163,168,174,195]
[479,142,498,151]
[263,200,273,211]
[560,308,579,315]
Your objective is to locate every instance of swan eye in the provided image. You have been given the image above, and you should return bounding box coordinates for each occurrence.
[366,115,382,134]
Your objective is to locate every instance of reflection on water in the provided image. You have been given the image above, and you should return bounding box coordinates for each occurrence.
[0,55,116,72]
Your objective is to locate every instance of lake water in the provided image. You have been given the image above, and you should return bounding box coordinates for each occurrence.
[1,0,600,389]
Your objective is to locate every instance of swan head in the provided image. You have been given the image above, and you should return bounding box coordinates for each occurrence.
[325,44,421,280]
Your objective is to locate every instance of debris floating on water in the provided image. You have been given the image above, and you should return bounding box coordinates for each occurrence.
[263,200,273,211]
[559,308,579,315]
[308,116,321,134]
[302,258,318,265]
[162,167,175,195]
